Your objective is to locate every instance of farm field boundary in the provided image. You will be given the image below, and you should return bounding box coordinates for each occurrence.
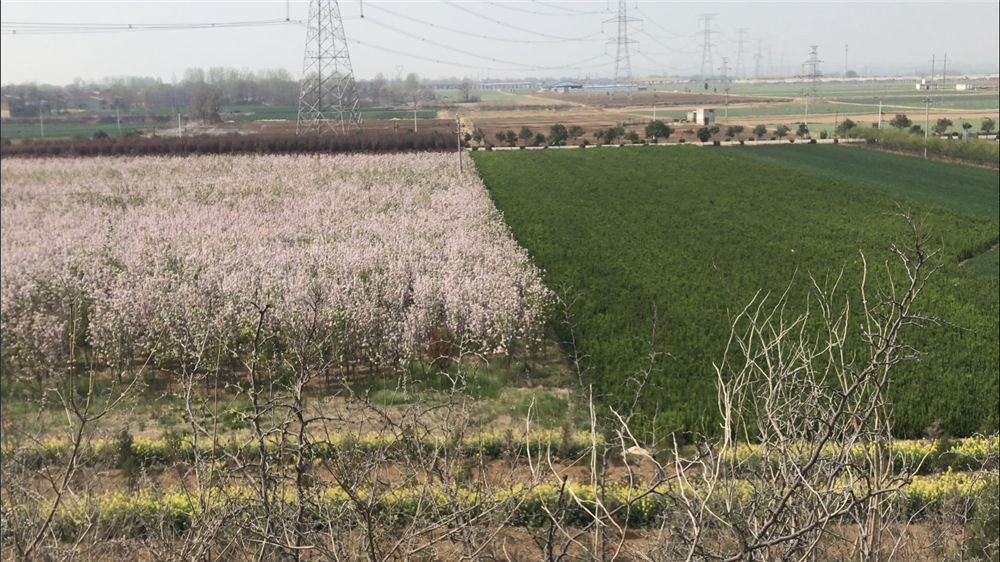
[471,146,999,439]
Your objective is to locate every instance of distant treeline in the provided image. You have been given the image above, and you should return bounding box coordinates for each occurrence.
[0,131,459,158]
[1,67,442,119]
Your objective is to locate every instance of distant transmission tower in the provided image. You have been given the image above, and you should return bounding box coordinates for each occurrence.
[297,0,361,134]
[734,28,748,79]
[719,57,729,83]
[698,14,716,81]
[606,0,640,85]
[805,45,823,97]
[754,39,764,78]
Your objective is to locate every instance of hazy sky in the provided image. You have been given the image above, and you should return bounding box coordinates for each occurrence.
[2,1,998,85]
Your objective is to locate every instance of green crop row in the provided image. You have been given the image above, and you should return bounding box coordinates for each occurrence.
[471,147,999,440]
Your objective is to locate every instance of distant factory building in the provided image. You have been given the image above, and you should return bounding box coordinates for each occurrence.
[482,81,535,90]
[687,108,716,126]
[549,81,583,93]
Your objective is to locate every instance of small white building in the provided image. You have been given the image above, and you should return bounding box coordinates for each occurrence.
[956,84,975,91]
[687,108,716,126]
[915,79,934,91]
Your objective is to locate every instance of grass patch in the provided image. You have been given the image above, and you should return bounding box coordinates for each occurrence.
[965,246,1000,277]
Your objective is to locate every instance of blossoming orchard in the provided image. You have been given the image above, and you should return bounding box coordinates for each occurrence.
[0,153,550,380]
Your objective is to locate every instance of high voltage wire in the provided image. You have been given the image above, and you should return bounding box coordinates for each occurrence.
[441,0,604,42]
[1,19,304,35]
[364,17,603,67]
[4,2,700,78]
[633,7,696,38]
[637,30,699,55]
[365,3,603,44]
[481,0,607,17]
[348,37,611,72]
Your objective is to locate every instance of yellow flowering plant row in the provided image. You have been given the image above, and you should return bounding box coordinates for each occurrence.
[6,469,995,544]
[726,434,997,476]
[0,429,602,469]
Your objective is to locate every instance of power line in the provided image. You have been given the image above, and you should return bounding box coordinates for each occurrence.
[364,17,603,68]
[347,37,611,72]
[480,0,606,17]
[1,19,303,35]
[633,7,697,38]
[441,0,602,42]
[365,3,604,44]
[636,30,699,55]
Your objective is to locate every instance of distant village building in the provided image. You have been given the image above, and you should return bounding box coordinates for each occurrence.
[915,79,935,91]
[955,84,976,91]
[687,108,716,126]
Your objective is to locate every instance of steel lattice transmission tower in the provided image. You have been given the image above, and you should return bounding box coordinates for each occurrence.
[734,28,748,79]
[805,45,823,97]
[297,0,361,134]
[606,0,640,85]
[698,14,717,81]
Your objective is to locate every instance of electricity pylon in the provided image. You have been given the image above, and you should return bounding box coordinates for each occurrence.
[698,14,716,81]
[297,0,361,134]
[606,0,640,85]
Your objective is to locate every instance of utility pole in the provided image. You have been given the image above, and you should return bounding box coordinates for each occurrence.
[39,104,44,138]
[607,0,640,86]
[942,54,948,92]
[924,97,931,159]
[456,116,463,173]
[414,109,417,133]
[297,0,362,134]
[930,54,935,85]
[845,44,849,77]
[735,28,748,79]
[924,98,931,139]
[878,99,883,129]
[719,57,729,84]
[698,14,717,82]
[724,87,730,123]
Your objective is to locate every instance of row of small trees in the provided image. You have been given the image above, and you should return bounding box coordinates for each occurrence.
[850,115,997,137]
[470,121,829,147]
